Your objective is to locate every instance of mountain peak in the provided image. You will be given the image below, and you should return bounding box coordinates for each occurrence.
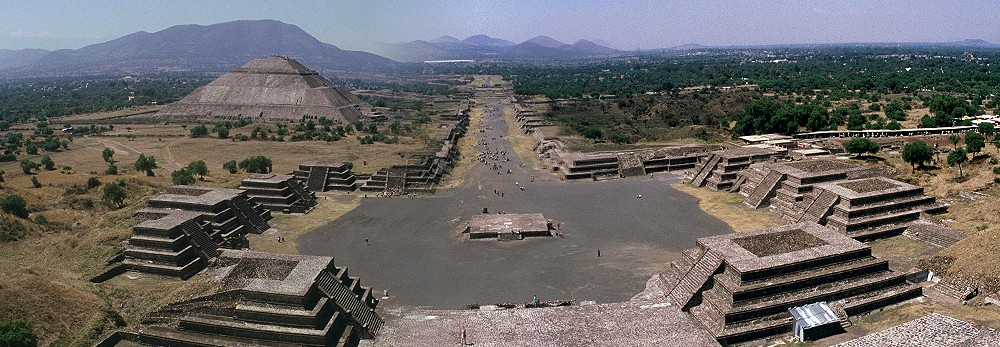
[463,34,516,47]
[429,35,462,44]
[524,36,565,48]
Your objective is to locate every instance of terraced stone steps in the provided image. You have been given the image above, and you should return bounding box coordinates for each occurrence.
[178,312,344,346]
[668,250,724,309]
[797,190,839,223]
[718,258,889,304]
[307,166,328,192]
[315,271,384,337]
[690,154,720,187]
[234,297,335,330]
[744,170,783,208]
[229,197,269,234]
[180,219,219,259]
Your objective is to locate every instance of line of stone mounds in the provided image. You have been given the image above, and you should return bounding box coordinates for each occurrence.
[360,113,469,196]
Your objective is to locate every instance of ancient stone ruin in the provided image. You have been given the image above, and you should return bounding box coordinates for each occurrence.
[130,250,383,346]
[464,213,552,240]
[239,173,317,214]
[739,159,882,210]
[738,159,947,240]
[661,222,922,344]
[293,162,358,192]
[361,117,468,195]
[690,147,781,191]
[156,56,369,123]
[123,186,271,279]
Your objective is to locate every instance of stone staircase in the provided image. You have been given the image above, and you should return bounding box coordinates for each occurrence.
[728,174,747,193]
[385,168,407,196]
[616,152,646,177]
[287,177,315,202]
[307,166,328,192]
[178,219,219,259]
[744,170,783,209]
[797,190,839,224]
[668,249,724,309]
[229,197,269,234]
[690,154,720,187]
[316,270,384,338]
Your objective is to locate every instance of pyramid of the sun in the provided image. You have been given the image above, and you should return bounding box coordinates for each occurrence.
[156,56,366,123]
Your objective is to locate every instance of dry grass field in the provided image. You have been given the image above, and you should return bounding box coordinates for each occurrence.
[671,183,781,232]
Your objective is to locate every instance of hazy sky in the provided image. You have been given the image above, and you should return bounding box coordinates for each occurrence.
[2,0,999,51]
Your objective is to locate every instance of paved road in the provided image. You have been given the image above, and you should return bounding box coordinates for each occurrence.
[298,97,732,309]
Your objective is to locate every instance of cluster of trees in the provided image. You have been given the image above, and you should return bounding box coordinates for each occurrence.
[171,160,208,185]
[0,75,210,123]
[498,47,1000,100]
[344,78,459,96]
[0,319,36,346]
[357,95,425,111]
[1,121,70,163]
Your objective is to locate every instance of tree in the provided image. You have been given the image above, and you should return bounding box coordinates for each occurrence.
[216,126,229,139]
[171,168,196,185]
[0,319,37,347]
[102,147,115,163]
[948,147,969,177]
[580,127,603,140]
[25,145,37,155]
[0,195,29,218]
[842,138,880,158]
[949,133,961,147]
[979,122,996,139]
[102,183,126,208]
[39,155,55,170]
[965,131,986,157]
[190,124,209,138]
[238,156,272,173]
[86,177,101,189]
[105,165,118,175]
[223,160,238,174]
[19,159,37,175]
[133,154,157,176]
[901,141,934,173]
[187,160,209,179]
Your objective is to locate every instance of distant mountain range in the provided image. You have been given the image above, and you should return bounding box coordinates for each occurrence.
[370,35,622,62]
[0,18,997,81]
[0,20,395,80]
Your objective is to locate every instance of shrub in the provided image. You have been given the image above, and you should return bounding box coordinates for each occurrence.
[0,195,29,218]
[223,160,238,174]
[171,168,196,185]
[86,177,102,189]
[30,177,40,188]
[0,219,28,243]
[0,319,38,346]
[102,183,126,208]
[39,155,55,170]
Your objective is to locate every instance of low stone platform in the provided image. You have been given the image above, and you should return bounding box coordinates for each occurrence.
[834,313,1000,346]
[662,222,922,344]
[813,177,948,240]
[127,250,383,347]
[739,158,880,211]
[464,213,551,240]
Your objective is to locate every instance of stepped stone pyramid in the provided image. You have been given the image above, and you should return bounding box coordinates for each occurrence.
[293,162,358,192]
[123,186,272,279]
[133,250,383,346]
[157,56,368,122]
[661,222,922,344]
[690,147,779,191]
[239,173,318,213]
